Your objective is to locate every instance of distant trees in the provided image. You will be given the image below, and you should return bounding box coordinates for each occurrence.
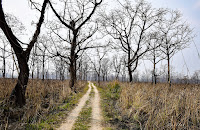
[48,0,103,92]
[80,55,90,81]
[120,56,127,82]
[158,10,193,87]
[0,0,48,106]
[101,58,110,81]
[0,14,25,78]
[52,57,67,80]
[30,42,37,79]
[37,35,50,80]
[191,70,200,84]
[101,0,165,82]
[90,48,107,85]
[146,32,164,84]
[0,38,9,78]
[112,55,122,80]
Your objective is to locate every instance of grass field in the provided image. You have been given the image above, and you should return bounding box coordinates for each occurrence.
[0,78,88,130]
[99,81,200,129]
[1,79,200,129]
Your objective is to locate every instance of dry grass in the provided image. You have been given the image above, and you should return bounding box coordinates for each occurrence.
[0,78,87,130]
[100,81,200,129]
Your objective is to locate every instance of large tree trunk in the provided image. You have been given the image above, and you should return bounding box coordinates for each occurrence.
[12,61,14,79]
[69,28,78,92]
[102,74,105,81]
[98,74,100,86]
[42,55,45,81]
[69,59,77,92]
[69,40,77,92]
[2,43,6,78]
[31,68,34,79]
[128,65,133,82]
[167,53,171,87]
[128,50,133,82]
[3,55,5,78]
[153,55,157,85]
[10,56,29,107]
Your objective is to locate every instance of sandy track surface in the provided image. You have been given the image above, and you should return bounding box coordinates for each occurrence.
[57,82,92,130]
[90,83,103,130]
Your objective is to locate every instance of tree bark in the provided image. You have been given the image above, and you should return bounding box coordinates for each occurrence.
[69,31,77,92]
[98,74,100,86]
[3,53,5,78]
[69,59,77,92]
[128,66,132,82]
[12,61,14,79]
[128,50,133,82]
[10,55,29,107]
[42,55,45,81]
[167,53,171,87]
[153,55,157,84]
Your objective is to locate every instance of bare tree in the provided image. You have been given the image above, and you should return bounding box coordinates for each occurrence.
[145,32,165,84]
[77,54,91,81]
[133,70,139,82]
[48,0,103,92]
[36,35,50,80]
[101,58,110,81]
[101,0,165,82]
[82,55,90,81]
[0,39,10,78]
[29,44,37,79]
[120,55,127,82]
[90,47,107,85]
[159,10,193,87]
[191,70,200,84]
[0,0,48,106]
[112,55,122,80]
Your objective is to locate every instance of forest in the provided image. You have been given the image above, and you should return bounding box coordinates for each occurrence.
[0,0,200,129]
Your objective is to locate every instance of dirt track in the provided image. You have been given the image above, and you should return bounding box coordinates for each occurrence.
[58,82,91,130]
[58,82,103,130]
[90,83,102,130]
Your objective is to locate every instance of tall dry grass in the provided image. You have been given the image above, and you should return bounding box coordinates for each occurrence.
[100,81,200,129]
[0,78,87,129]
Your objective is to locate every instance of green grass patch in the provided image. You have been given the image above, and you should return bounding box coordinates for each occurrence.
[98,81,121,129]
[89,86,95,98]
[73,107,92,130]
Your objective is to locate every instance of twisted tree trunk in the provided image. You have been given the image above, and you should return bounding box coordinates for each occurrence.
[10,55,29,106]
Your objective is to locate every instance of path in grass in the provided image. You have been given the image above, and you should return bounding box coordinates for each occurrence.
[90,83,103,130]
[58,82,91,130]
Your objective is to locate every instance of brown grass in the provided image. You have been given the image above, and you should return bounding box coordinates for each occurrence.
[0,78,87,129]
[100,81,200,129]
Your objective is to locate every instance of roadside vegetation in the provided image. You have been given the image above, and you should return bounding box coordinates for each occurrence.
[99,81,200,129]
[0,78,88,130]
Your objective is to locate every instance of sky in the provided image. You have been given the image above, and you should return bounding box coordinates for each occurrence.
[1,0,200,77]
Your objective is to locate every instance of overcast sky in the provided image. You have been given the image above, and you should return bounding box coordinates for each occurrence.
[2,0,200,77]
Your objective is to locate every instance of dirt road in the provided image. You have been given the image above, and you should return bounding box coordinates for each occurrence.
[57,82,103,130]
[90,83,102,130]
[58,82,91,130]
